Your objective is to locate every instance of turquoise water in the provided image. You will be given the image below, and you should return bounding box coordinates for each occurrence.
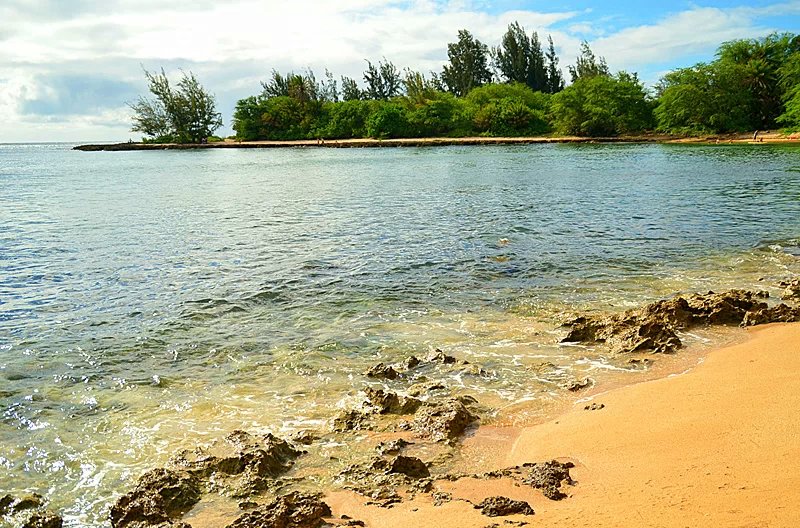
[1,142,800,525]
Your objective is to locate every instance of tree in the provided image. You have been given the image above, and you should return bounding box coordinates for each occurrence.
[568,41,610,82]
[551,72,653,136]
[545,35,564,94]
[130,68,222,143]
[442,30,492,96]
[341,76,364,101]
[363,59,402,100]
[492,22,548,92]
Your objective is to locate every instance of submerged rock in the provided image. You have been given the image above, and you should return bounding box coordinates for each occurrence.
[225,492,331,528]
[474,497,535,517]
[0,494,63,528]
[110,468,202,528]
[521,460,575,500]
[363,388,422,415]
[169,430,301,497]
[562,290,770,355]
[365,363,399,380]
[376,438,413,456]
[781,279,800,301]
[411,399,478,443]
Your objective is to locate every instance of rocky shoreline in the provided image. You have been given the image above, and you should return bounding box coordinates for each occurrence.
[5,280,799,528]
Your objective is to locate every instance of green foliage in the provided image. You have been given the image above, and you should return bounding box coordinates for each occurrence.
[568,41,610,82]
[442,30,493,96]
[324,100,374,138]
[366,103,409,138]
[492,22,548,92]
[551,73,653,136]
[364,59,402,100]
[130,68,222,143]
[545,36,564,94]
[656,33,800,133]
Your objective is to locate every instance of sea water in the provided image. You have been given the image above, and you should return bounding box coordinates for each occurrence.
[1,142,799,525]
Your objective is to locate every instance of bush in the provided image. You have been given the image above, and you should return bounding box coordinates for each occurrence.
[366,103,410,138]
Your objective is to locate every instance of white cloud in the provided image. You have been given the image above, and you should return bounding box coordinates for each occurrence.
[0,0,798,140]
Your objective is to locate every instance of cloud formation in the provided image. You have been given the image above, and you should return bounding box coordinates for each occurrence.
[0,0,797,141]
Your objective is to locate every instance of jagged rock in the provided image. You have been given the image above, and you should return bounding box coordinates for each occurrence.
[110,468,202,528]
[388,456,430,479]
[563,378,592,392]
[742,303,800,326]
[404,356,421,369]
[363,388,422,415]
[376,438,413,456]
[781,280,800,301]
[426,350,457,364]
[331,410,371,432]
[0,494,63,528]
[474,497,534,517]
[411,399,478,443]
[432,491,452,506]
[19,511,64,528]
[407,381,447,397]
[521,460,575,500]
[562,290,769,354]
[289,430,318,446]
[225,492,331,528]
[365,363,399,380]
[169,431,301,497]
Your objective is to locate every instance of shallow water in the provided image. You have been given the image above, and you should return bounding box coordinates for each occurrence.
[1,142,800,525]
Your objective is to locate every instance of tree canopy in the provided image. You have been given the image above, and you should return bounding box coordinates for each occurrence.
[129,68,222,143]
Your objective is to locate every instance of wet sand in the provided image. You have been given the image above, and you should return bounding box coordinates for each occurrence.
[327,322,800,527]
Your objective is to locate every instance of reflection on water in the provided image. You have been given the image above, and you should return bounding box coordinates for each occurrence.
[1,143,799,525]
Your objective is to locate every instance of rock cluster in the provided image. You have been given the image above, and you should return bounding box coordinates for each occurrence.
[0,494,62,528]
[225,492,331,528]
[562,289,800,354]
[474,496,535,517]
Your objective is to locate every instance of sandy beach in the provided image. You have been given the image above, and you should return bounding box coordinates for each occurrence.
[327,322,800,527]
[73,131,800,151]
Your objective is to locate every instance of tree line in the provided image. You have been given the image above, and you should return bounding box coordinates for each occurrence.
[130,26,800,142]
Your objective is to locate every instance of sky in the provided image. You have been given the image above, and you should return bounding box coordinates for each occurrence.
[1,0,799,142]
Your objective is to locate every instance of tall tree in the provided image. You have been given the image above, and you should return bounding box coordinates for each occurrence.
[340,76,363,101]
[363,58,402,100]
[568,41,610,82]
[493,22,548,92]
[130,68,222,143]
[545,35,564,93]
[442,30,492,96]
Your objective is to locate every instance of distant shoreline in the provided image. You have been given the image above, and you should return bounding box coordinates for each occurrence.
[73,132,800,151]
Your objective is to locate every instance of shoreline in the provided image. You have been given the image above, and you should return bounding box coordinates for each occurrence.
[72,132,800,151]
[328,321,800,527]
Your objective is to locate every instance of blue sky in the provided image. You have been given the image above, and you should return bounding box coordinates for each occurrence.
[1,0,798,142]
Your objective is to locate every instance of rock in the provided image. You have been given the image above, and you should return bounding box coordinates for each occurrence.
[365,363,399,380]
[363,388,422,415]
[432,491,452,506]
[411,399,478,443]
[407,381,447,397]
[474,497,534,517]
[742,303,800,326]
[562,290,769,355]
[289,430,318,446]
[110,468,202,528]
[426,350,457,364]
[344,520,365,527]
[781,279,800,301]
[376,438,413,456]
[405,356,421,369]
[19,511,63,528]
[388,456,430,479]
[0,495,63,528]
[169,431,301,497]
[331,410,371,432]
[11,494,44,512]
[521,460,575,500]
[583,403,605,411]
[225,492,331,528]
[563,378,592,392]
